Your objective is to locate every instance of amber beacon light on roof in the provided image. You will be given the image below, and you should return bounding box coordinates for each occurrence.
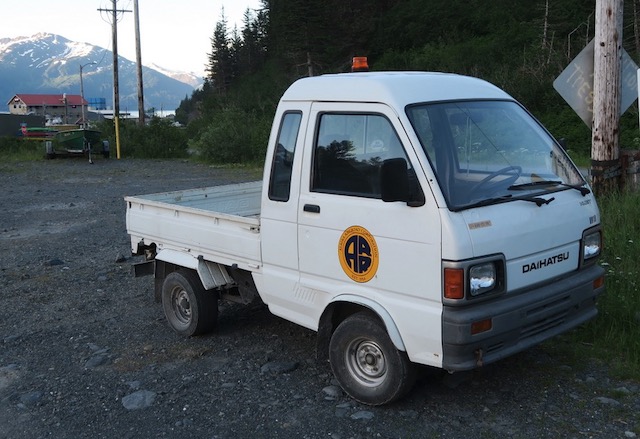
[351,56,369,72]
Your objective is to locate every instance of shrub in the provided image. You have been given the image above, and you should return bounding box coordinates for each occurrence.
[97,118,189,159]
[188,106,271,165]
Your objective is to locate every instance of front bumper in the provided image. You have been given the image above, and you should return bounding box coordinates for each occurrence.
[442,264,605,371]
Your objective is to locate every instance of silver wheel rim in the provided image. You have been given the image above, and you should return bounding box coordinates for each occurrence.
[170,286,191,327]
[345,337,387,387]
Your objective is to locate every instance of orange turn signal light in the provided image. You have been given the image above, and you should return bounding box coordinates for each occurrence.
[471,318,493,335]
[444,268,464,299]
[593,275,605,289]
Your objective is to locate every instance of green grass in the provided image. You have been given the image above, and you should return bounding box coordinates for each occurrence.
[566,189,640,380]
[0,137,47,161]
[567,149,591,169]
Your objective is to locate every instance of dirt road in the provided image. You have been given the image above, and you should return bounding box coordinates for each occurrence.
[0,158,637,439]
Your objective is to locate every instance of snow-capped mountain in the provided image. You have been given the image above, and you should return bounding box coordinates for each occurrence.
[148,63,204,89]
[0,33,204,111]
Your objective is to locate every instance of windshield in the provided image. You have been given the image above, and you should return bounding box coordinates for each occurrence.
[406,100,586,211]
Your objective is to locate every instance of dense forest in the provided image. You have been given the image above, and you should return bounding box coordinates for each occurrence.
[175,0,640,164]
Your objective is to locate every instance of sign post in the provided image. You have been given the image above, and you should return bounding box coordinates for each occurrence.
[591,0,624,193]
[553,0,633,193]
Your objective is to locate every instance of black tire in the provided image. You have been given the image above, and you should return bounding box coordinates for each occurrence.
[161,270,218,336]
[329,312,416,405]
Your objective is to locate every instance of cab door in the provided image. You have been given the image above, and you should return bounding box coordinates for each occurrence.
[296,102,444,366]
[258,102,309,322]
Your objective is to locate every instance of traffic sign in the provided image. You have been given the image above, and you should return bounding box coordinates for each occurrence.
[553,39,638,126]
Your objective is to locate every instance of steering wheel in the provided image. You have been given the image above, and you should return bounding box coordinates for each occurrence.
[469,165,522,198]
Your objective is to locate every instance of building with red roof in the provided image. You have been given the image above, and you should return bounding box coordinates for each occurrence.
[6,94,89,125]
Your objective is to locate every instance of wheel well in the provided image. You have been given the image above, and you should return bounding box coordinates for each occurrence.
[316,302,381,362]
[153,261,200,303]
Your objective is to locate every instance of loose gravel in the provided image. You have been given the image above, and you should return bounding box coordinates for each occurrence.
[0,157,638,439]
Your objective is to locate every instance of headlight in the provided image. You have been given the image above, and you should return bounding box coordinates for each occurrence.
[469,263,496,296]
[582,229,602,262]
[443,256,504,304]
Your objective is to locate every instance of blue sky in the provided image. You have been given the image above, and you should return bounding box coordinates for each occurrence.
[0,0,261,75]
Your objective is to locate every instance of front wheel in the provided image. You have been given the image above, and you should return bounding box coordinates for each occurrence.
[329,312,416,405]
[161,270,218,336]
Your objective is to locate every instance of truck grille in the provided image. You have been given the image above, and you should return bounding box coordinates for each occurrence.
[521,309,569,340]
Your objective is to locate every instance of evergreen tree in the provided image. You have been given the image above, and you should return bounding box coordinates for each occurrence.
[229,25,242,80]
[239,8,268,75]
[207,9,232,94]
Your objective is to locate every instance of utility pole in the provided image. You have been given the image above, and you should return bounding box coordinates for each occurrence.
[63,93,68,124]
[134,0,145,126]
[98,1,131,159]
[79,61,96,128]
[591,0,624,193]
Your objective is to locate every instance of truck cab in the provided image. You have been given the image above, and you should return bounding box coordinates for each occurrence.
[126,70,604,406]
[257,71,604,401]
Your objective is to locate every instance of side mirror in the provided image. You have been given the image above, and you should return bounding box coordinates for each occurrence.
[381,158,424,206]
[558,138,568,150]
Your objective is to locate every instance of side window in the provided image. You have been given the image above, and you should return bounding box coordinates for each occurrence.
[312,113,413,198]
[268,112,302,201]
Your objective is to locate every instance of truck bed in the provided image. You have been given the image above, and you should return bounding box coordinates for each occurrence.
[125,181,262,271]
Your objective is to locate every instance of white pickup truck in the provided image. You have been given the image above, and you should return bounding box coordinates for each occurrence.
[125,66,605,405]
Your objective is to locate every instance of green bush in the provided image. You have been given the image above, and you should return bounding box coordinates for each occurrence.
[97,117,189,159]
[188,106,272,165]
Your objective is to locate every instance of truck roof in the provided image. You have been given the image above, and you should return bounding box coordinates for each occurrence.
[280,72,512,107]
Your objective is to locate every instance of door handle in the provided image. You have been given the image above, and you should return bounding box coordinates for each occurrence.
[303,204,320,213]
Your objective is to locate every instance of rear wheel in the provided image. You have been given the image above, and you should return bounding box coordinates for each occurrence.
[161,270,218,336]
[329,312,416,405]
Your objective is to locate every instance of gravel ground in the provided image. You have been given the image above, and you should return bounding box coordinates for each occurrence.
[0,157,638,439]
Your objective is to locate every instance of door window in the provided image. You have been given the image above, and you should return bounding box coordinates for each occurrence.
[269,112,302,201]
[312,113,412,198]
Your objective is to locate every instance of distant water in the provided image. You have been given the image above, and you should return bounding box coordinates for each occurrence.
[93,109,176,119]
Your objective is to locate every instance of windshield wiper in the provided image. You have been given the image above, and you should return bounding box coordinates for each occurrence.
[523,195,555,206]
[455,194,554,211]
[508,180,590,196]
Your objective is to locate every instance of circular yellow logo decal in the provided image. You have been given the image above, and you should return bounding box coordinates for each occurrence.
[338,226,379,283]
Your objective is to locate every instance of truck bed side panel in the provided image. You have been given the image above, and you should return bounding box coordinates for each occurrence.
[125,182,262,271]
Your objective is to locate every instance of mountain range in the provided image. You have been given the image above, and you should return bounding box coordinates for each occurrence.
[0,33,204,112]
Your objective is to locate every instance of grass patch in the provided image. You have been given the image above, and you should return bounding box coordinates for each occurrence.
[567,149,591,169]
[566,189,640,380]
[0,137,47,161]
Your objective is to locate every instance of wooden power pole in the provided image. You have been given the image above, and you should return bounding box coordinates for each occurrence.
[98,1,131,159]
[134,0,145,126]
[591,0,624,193]
[111,0,122,159]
